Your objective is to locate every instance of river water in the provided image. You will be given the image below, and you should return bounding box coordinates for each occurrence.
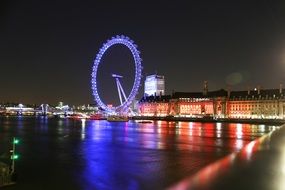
[0,116,278,190]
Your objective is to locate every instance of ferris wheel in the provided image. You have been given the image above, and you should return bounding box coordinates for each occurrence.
[91,35,143,113]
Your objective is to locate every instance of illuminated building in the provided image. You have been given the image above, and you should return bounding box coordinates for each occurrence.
[139,89,226,117]
[139,85,285,119]
[227,86,284,119]
[144,74,165,97]
[139,95,171,116]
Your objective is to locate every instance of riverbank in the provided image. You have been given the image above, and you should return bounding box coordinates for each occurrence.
[131,116,285,125]
[1,115,284,125]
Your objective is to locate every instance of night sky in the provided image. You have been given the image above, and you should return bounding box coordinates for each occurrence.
[1,0,285,106]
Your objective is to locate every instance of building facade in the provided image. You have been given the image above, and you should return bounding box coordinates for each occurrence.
[138,87,285,119]
[144,74,165,97]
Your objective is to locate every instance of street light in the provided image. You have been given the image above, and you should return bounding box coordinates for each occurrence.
[11,137,19,173]
[13,138,19,144]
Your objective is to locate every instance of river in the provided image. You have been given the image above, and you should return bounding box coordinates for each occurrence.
[0,116,278,190]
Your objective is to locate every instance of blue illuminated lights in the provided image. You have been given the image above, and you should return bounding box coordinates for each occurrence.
[91,35,143,113]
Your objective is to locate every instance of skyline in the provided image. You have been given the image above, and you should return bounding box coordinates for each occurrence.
[1,0,285,105]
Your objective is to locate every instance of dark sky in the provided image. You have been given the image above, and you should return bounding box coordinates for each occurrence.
[1,0,285,106]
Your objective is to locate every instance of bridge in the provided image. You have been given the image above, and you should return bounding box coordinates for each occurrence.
[2,103,70,116]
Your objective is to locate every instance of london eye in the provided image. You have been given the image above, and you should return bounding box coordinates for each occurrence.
[91,35,143,113]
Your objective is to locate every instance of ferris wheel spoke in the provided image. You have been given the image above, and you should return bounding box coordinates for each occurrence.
[117,79,128,103]
[116,78,123,105]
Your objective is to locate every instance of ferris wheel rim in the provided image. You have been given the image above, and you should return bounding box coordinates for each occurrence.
[91,35,142,113]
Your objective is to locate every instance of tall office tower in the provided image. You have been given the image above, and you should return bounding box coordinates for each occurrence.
[144,74,165,96]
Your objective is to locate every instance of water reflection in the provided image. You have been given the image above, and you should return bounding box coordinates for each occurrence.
[77,120,274,189]
[169,132,271,190]
[81,119,86,140]
[216,122,222,138]
[0,117,277,190]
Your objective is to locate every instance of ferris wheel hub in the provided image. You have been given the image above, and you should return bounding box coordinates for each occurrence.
[111,74,123,78]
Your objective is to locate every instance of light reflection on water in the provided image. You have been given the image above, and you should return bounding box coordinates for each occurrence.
[0,117,276,190]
